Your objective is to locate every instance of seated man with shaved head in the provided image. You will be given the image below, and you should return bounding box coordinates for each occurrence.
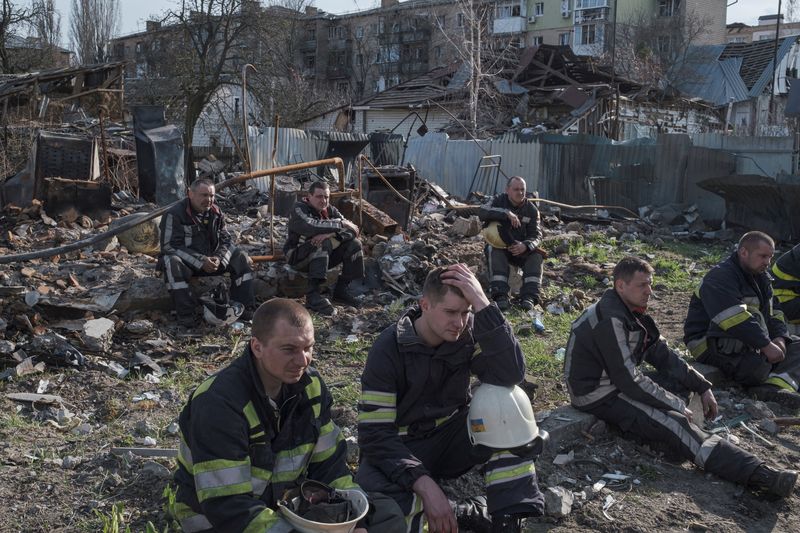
[684,231,800,406]
[169,298,405,532]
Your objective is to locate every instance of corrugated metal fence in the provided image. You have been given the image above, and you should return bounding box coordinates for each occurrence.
[249,127,797,221]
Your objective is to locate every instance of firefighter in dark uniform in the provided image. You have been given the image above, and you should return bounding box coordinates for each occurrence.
[566,256,797,498]
[159,178,255,326]
[684,231,800,404]
[169,298,406,533]
[478,176,543,311]
[285,181,364,316]
[772,241,800,323]
[356,264,545,533]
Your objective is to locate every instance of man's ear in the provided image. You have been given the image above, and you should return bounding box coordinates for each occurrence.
[249,336,261,357]
[419,296,430,312]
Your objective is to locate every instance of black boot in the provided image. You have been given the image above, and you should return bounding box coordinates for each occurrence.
[453,496,491,533]
[332,279,359,307]
[306,279,334,316]
[493,293,510,311]
[749,384,800,409]
[748,464,798,497]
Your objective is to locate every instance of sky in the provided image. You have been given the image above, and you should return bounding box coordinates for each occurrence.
[49,0,784,38]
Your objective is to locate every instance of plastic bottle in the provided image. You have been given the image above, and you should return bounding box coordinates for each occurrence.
[554,347,566,362]
[531,310,545,333]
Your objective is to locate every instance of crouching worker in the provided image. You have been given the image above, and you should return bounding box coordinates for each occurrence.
[168,298,406,532]
[285,181,365,316]
[566,257,797,498]
[356,265,545,533]
[159,178,255,327]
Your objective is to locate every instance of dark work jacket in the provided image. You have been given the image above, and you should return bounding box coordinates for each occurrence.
[357,304,525,491]
[772,243,800,313]
[159,198,234,271]
[684,252,788,360]
[284,200,357,253]
[478,193,542,250]
[172,348,361,532]
[565,289,711,413]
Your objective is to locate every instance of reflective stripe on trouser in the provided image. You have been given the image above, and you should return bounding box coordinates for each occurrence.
[585,393,761,485]
[485,245,542,298]
[355,410,544,531]
[703,339,800,391]
[288,238,364,283]
[162,247,255,316]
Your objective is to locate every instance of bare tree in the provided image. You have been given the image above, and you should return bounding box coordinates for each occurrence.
[162,0,250,147]
[69,0,120,65]
[28,0,61,68]
[0,0,43,73]
[607,5,713,93]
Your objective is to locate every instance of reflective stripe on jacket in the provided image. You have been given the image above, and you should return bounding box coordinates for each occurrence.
[684,252,787,359]
[172,347,361,532]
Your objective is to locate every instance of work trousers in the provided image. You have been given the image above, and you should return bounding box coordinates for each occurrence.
[287,237,364,286]
[700,338,800,391]
[485,245,543,299]
[355,410,544,532]
[162,247,255,318]
[780,297,800,324]
[585,393,762,486]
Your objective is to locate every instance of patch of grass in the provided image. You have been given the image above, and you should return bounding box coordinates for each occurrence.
[0,411,38,433]
[330,381,362,409]
[650,257,693,292]
[570,240,612,264]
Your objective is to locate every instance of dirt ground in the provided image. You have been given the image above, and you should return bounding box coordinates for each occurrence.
[1,212,798,532]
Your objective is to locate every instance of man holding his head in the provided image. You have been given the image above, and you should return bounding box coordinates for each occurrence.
[684,231,800,404]
[356,264,544,533]
[285,181,364,316]
[170,298,405,532]
[159,178,255,326]
[566,256,797,497]
[478,176,544,311]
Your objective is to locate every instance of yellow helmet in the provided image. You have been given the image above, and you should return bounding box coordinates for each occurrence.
[481,221,507,249]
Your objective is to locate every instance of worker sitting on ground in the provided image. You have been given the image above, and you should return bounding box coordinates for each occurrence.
[478,175,544,311]
[356,264,545,533]
[285,180,364,316]
[771,241,800,325]
[566,256,798,498]
[169,298,406,532]
[159,178,255,327]
[684,231,800,407]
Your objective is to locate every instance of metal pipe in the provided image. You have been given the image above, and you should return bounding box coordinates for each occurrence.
[241,64,256,173]
[269,115,281,256]
[1,157,346,265]
[97,105,111,184]
[213,101,248,166]
[770,0,783,125]
[357,154,412,204]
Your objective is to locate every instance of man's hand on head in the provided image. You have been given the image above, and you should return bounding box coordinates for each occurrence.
[440,263,490,312]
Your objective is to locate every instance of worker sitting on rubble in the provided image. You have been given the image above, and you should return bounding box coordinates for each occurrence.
[169,298,406,532]
[158,178,255,327]
[566,256,798,498]
[356,264,545,533]
[285,180,364,316]
[771,241,800,325]
[684,231,800,407]
[478,175,544,311]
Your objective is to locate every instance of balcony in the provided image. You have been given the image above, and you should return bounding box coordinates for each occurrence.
[574,7,609,24]
[493,16,526,35]
[575,0,608,10]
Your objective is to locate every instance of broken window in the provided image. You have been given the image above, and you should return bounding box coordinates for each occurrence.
[559,32,571,45]
[535,2,544,16]
[356,26,364,39]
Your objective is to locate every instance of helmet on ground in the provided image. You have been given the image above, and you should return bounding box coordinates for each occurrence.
[200,283,244,327]
[468,383,548,456]
[278,483,369,533]
[482,221,507,249]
